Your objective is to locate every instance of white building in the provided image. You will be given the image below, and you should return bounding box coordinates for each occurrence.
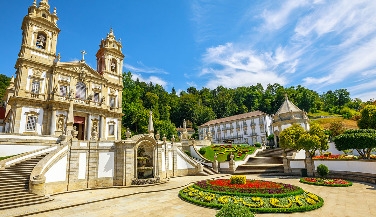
[198,111,271,145]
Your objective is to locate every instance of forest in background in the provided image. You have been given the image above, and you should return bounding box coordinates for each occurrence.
[0,72,374,139]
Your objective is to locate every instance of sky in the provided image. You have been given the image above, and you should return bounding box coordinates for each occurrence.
[1,0,376,101]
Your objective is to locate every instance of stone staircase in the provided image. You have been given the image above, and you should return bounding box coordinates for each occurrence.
[0,154,53,210]
[235,148,294,175]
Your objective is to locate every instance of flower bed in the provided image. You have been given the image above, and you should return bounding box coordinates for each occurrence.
[179,178,324,213]
[300,177,352,187]
[313,154,376,160]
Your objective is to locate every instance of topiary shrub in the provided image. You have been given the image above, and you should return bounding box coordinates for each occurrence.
[317,164,329,178]
[230,175,246,184]
[254,142,262,148]
[216,203,255,217]
[199,147,206,155]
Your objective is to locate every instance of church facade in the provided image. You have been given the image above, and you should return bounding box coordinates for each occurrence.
[2,0,123,141]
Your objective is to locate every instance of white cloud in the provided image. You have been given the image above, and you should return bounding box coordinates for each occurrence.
[123,61,168,74]
[131,73,168,87]
[303,37,376,86]
[261,0,308,30]
[200,43,288,89]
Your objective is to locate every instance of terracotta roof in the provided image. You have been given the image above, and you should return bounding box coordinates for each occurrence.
[275,95,301,115]
[200,111,265,126]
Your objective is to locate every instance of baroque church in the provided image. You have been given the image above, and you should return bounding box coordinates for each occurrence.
[1,0,123,141]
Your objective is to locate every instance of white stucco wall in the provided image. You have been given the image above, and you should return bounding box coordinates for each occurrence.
[168,151,173,170]
[98,152,114,178]
[0,145,46,156]
[78,153,86,179]
[161,151,165,171]
[177,154,194,169]
[314,160,376,174]
[45,155,67,183]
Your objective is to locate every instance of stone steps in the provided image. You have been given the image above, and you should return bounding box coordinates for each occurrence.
[0,153,53,210]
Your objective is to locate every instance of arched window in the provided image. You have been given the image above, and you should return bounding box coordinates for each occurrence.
[35,32,47,49]
[76,82,86,100]
[110,59,117,72]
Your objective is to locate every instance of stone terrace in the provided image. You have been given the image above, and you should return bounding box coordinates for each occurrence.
[3,174,376,217]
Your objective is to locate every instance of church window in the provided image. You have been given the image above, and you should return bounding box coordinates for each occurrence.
[108,124,115,136]
[76,82,86,100]
[60,85,68,97]
[31,81,40,94]
[26,116,37,131]
[93,93,100,102]
[42,13,47,18]
[35,32,47,49]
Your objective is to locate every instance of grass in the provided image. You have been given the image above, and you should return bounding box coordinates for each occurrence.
[201,144,257,162]
[310,117,358,130]
[0,155,14,161]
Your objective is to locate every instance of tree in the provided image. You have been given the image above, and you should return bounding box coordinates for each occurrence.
[334,129,376,159]
[357,105,376,129]
[328,121,345,138]
[279,124,305,150]
[279,123,328,157]
[0,74,10,100]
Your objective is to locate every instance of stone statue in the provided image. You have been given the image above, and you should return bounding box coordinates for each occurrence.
[56,118,64,131]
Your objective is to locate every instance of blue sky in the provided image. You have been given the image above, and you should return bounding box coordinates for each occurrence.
[1,0,376,101]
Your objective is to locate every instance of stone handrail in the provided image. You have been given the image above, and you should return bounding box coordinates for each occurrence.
[176,147,200,168]
[190,144,212,163]
[29,144,68,184]
[0,146,57,170]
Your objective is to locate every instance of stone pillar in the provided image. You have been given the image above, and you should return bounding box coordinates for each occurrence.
[87,141,99,188]
[66,99,74,137]
[114,140,135,186]
[100,115,106,140]
[50,109,56,135]
[86,114,91,141]
[13,106,22,134]
[305,151,315,177]
[172,142,177,177]
[117,118,121,140]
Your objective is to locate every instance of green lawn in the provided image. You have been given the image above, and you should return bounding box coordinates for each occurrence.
[0,155,14,161]
[200,144,257,162]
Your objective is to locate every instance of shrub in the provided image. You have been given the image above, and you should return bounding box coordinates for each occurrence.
[230,175,246,184]
[254,142,262,148]
[216,202,255,217]
[199,147,206,155]
[317,164,329,178]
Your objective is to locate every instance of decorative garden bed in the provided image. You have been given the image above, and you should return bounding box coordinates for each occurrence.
[300,177,352,187]
[200,144,257,162]
[179,176,324,213]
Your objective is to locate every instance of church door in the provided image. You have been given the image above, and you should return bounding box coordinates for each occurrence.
[74,116,85,140]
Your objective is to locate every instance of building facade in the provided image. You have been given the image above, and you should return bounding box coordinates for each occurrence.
[198,111,271,145]
[271,95,310,146]
[2,0,123,140]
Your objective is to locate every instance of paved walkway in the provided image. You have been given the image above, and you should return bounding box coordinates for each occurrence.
[3,174,376,217]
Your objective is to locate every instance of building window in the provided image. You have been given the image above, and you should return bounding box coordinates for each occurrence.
[109,96,116,108]
[35,32,47,49]
[76,82,86,100]
[60,85,67,97]
[94,92,100,102]
[31,81,40,94]
[26,116,37,131]
[108,124,115,136]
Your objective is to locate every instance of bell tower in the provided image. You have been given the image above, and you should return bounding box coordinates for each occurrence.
[14,0,60,96]
[96,28,124,84]
[18,0,60,62]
